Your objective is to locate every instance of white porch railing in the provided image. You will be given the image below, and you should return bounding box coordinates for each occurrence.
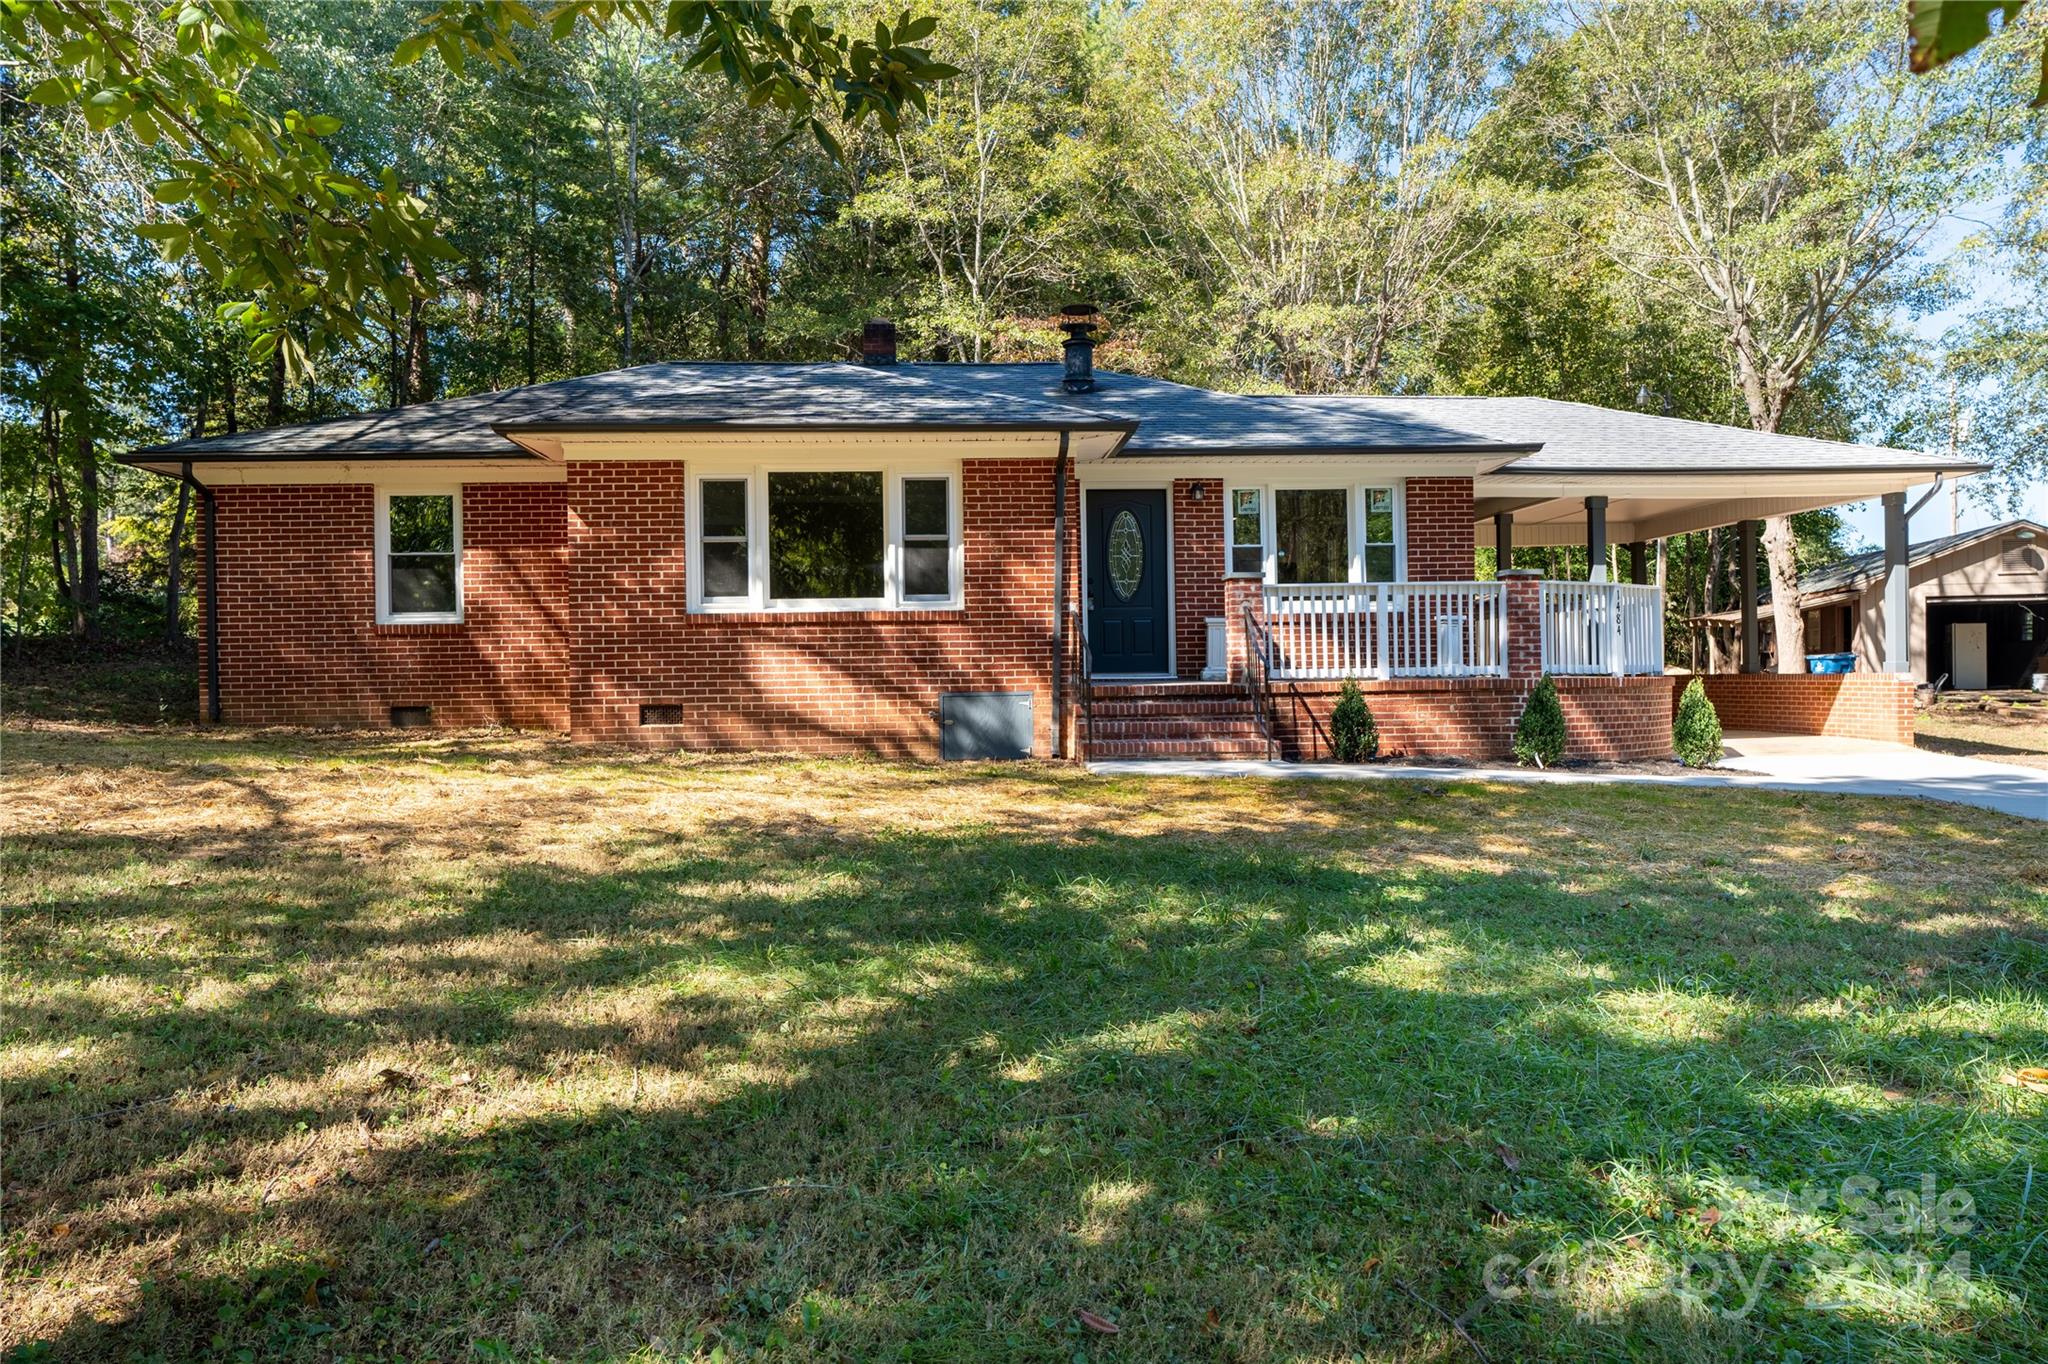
[1540,581,1664,676]
[1262,582,1508,679]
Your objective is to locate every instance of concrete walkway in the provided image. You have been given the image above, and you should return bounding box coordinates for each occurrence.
[1088,731,2048,821]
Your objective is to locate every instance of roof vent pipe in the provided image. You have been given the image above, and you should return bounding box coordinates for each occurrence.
[861,319,897,365]
[1059,304,1097,393]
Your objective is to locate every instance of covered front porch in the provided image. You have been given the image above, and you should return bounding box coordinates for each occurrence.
[1244,577,1665,681]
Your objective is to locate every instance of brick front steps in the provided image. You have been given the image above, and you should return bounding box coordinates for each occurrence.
[1084,682,1273,759]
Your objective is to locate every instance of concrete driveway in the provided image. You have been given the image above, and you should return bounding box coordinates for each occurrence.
[1089,730,2048,821]
[1712,732,2048,820]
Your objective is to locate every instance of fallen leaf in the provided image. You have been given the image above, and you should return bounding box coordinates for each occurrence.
[1695,1206,1722,1228]
[2004,1067,2048,1095]
[373,1067,417,1091]
[1077,1308,1119,1335]
[1496,1143,1521,1173]
[1202,1308,1220,1334]
[302,1279,322,1308]
[50,1221,71,1240]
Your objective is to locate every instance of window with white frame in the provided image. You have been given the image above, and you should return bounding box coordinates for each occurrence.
[1228,487,1263,576]
[691,467,960,610]
[901,476,952,599]
[1360,486,1397,582]
[376,490,461,622]
[1226,482,1402,584]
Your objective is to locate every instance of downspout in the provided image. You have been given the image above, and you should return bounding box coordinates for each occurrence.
[1052,430,1070,759]
[1905,473,1945,522]
[178,461,222,723]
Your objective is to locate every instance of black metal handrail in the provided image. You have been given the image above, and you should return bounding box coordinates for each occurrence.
[1070,607,1095,760]
[1240,601,1278,761]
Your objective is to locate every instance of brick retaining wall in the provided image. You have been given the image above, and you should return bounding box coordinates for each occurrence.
[1671,672,1916,746]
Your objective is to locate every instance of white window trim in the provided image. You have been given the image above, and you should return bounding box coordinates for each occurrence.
[1228,479,1407,586]
[1225,486,1264,579]
[688,464,963,613]
[375,487,463,625]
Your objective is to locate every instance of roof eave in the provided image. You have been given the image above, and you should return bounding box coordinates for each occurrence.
[1114,441,1542,459]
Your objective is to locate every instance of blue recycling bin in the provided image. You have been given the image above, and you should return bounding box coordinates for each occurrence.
[1806,652,1856,674]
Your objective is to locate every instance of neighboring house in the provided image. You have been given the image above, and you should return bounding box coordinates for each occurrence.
[121,317,1978,761]
[1698,520,2048,688]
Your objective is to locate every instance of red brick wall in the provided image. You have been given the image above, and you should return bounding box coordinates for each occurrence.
[1172,479,1224,678]
[1404,477,1476,581]
[1672,672,1916,746]
[1271,674,1674,763]
[202,482,569,728]
[566,459,1080,757]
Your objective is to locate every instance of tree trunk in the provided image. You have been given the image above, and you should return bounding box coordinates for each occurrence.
[525,163,538,386]
[746,200,770,361]
[165,476,191,644]
[406,293,429,402]
[63,232,98,639]
[1704,528,1727,673]
[1760,515,1805,673]
[267,347,286,425]
[619,94,640,367]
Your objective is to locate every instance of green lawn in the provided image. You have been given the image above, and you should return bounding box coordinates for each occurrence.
[3,724,2044,1362]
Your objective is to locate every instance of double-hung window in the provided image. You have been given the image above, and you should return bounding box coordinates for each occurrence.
[1225,482,1403,585]
[691,467,960,611]
[376,490,462,623]
[1228,488,1264,576]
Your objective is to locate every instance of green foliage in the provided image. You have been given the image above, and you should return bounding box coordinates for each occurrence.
[0,0,956,375]
[1512,674,1565,768]
[1328,678,1377,762]
[1672,677,1724,769]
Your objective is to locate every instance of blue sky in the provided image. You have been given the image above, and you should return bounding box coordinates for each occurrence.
[1834,196,2046,551]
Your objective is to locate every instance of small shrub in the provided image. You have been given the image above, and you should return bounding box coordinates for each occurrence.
[1513,674,1566,767]
[1329,679,1378,761]
[1673,677,1724,767]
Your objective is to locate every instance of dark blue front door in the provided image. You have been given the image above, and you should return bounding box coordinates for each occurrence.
[1087,489,1169,674]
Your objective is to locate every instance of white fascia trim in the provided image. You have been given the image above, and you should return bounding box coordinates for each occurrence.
[167,461,564,487]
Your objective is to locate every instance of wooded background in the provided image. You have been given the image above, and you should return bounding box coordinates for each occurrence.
[4,0,2043,672]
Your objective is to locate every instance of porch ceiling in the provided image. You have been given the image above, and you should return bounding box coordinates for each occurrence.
[1469,469,1963,546]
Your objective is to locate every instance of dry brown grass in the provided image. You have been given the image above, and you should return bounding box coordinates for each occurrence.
[4,721,2044,1362]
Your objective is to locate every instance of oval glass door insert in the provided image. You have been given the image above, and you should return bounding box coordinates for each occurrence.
[1108,509,1144,601]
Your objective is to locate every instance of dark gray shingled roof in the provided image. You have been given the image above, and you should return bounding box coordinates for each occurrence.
[1281,395,1975,474]
[125,359,1980,473]
[897,364,1528,453]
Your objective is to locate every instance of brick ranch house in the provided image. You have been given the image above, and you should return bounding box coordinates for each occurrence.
[123,318,1980,762]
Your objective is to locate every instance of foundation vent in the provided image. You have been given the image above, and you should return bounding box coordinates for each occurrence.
[390,705,433,729]
[640,704,685,726]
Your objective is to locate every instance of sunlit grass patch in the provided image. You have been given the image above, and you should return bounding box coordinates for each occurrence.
[2,721,2043,1362]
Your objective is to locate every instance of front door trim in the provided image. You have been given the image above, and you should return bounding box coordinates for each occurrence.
[1081,482,1176,677]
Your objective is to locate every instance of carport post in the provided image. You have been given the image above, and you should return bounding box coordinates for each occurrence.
[1585,496,1608,582]
[1629,540,1648,586]
[1494,512,1513,576]
[1739,519,1761,673]
[1882,490,1909,675]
